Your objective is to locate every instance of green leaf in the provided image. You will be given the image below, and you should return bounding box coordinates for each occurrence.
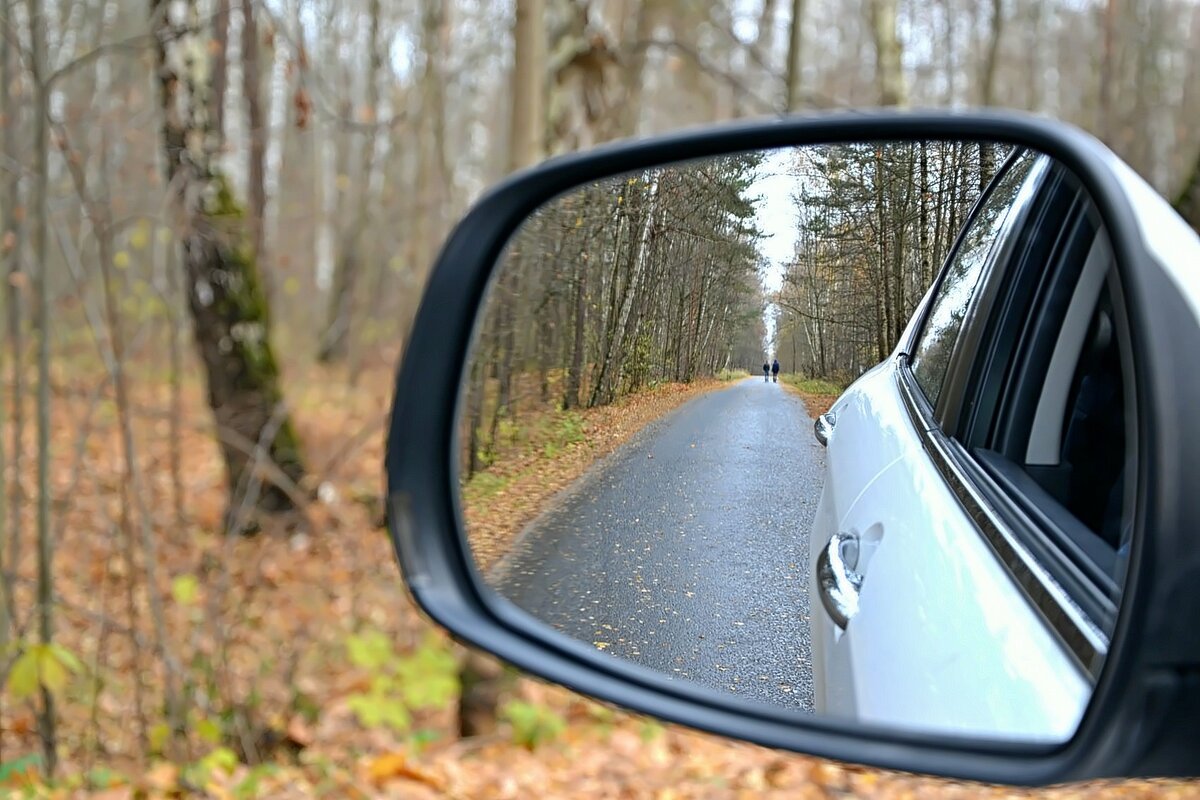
[172,574,200,605]
[37,650,69,697]
[398,671,458,711]
[409,729,441,754]
[86,766,125,789]
[6,649,39,700]
[201,746,239,776]
[197,717,222,744]
[3,644,80,701]
[47,643,84,675]
[368,673,395,696]
[346,630,393,671]
[346,694,384,728]
[501,700,565,750]
[376,699,411,734]
[392,639,459,710]
[149,722,172,754]
[0,753,43,784]
[234,764,278,799]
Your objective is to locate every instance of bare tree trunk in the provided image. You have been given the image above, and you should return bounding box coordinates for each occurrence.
[754,0,781,68]
[210,0,232,140]
[3,0,23,617]
[563,265,588,409]
[152,0,306,522]
[1099,0,1117,143]
[26,0,57,776]
[457,0,550,737]
[869,0,907,106]
[784,0,807,111]
[510,0,547,170]
[979,0,1003,106]
[619,0,662,137]
[0,0,12,748]
[414,0,450,281]
[242,0,268,267]
[318,0,382,362]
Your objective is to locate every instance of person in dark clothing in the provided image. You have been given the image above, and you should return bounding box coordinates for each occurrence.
[771,359,780,383]
[763,361,770,382]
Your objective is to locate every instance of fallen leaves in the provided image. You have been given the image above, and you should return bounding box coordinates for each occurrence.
[364,751,444,790]
[0,359,1197,799]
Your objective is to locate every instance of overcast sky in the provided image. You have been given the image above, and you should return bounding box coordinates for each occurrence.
[750,147,804,356]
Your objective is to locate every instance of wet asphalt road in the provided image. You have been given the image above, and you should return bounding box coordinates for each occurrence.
[489,377,825,711]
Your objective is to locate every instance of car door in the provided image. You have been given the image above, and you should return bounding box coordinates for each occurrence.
[810,148,1113,741]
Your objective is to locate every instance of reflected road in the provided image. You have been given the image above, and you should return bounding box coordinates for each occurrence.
[489,377,824,711]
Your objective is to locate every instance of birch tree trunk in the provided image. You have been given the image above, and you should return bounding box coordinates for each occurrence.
[242,0,268,267]
[318,0,382,362]
[510,0,547,170]
[784,0,807,111]
[869,0,907,107]
[26,0,58,775]
[151,0,306,521]
[2,0,23,587]
[979,0,1004,106]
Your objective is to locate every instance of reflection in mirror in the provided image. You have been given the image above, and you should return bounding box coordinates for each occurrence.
[457,141,1133,745]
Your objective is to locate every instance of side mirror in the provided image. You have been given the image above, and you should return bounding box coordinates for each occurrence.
[385,112,1200,784]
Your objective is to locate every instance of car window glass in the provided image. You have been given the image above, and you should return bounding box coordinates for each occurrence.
[909,151,1040,407]
[962,177,1135,615]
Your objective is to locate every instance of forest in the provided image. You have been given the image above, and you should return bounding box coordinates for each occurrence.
[461,154,766,479]
[462,140,1007,481]
[0,0,1197,794]
[776,141,1007,381]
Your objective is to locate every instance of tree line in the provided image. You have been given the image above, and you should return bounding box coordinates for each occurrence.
[462,155,767,477]
[775,141,1004,382]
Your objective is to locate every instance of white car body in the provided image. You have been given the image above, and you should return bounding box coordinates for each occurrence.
[808,150,1200,742]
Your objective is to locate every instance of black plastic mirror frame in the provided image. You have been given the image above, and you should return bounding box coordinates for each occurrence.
[385,111,1200,784]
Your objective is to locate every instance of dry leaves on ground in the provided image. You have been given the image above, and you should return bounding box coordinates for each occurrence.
[0,362,1196,799]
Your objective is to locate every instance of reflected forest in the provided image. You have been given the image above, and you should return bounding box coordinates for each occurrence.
[462,141,1004,479]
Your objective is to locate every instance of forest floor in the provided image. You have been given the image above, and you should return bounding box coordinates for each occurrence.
[1,360,1197,798]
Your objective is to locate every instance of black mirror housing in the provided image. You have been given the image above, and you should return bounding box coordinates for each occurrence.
[385,110,1200,784]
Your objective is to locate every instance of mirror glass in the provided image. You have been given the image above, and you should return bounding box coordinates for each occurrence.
[456,140,1134,745]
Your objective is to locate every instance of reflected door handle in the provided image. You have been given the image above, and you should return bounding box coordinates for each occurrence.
[814,412,836,447]
[816,532,862,630]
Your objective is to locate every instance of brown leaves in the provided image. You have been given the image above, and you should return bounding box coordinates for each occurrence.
[3,360,1197,799]
[293,87,312,130]
[364,751,444,790]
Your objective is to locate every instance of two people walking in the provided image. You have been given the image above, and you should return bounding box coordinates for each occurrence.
[763,358,780,383]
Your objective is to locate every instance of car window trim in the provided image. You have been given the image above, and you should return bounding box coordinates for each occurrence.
[935,154,1053,429]
[899,146,1028,360]
[973,194,1095,455]
[897,361,1109,681]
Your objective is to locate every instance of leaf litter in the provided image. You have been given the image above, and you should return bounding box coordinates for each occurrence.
[0,362,1193,798]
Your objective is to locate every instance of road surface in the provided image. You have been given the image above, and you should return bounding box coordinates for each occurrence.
[488,377,825,711]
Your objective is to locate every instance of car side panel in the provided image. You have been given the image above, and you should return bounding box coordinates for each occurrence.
[811,362,1091,741]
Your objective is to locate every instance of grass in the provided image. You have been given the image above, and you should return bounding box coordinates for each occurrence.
[462,470,515,502]
[781,376,844,396]
[780,374,844,417]
[716,368,750,382]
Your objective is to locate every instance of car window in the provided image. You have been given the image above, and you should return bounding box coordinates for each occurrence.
[958,170,1136,622]
[981,214,1133,562]
[909,151,1040,408]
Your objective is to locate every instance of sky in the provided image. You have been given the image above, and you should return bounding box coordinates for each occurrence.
[749,147,804,356]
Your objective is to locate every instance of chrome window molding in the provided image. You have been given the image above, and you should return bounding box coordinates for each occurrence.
[896,362,1108,679]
